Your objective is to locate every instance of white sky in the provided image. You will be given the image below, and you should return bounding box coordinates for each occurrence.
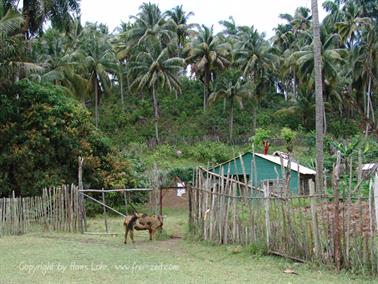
[80,0,327,38]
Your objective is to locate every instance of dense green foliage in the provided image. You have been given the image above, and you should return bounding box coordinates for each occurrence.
[0,80,134,196]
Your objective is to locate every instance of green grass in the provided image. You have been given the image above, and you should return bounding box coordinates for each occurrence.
[0,209,375,284]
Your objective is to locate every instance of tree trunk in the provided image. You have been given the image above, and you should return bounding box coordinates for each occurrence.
[229,100,234,143]
[365,75,374,137]
[311,0,324,194]
[152,84,160,144]
[203,84,207,112]
[21,1,30,39]
[252,104,257,135]
[119,70,125,110]
[95,78,99,128]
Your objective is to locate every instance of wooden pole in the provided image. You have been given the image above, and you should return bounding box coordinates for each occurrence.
[159,187,163,216]
[309,179,320,257]
[374,173,378,231]
[78,157,84,234]
[188,186,193,232]
[264,182,271,249]
[102,190,108,233]
[123,191,128,215]
[333,151,341,271]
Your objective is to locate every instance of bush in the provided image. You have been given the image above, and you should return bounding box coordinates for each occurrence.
[0,80,135,196]
[185,141,232,164]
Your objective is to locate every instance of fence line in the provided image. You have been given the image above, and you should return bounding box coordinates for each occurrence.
[0,185,81,237]
[189,166,378,275]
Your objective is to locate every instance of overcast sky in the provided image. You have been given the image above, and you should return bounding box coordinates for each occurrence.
[80,0,327,38]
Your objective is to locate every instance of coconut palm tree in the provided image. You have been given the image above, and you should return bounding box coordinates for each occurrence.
[234,25,276,133]
[126,2,174,49]
[185,25,230,111]
[209,69,252,142]
[0,5,42,89]
[79,23,118,128]
[4,0,80,37]
[36,28,89,102]
[165,5,196,54]
[129,46,184,144]
[311,0,324,194]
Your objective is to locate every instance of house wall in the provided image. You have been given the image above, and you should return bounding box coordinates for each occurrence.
[211,153,300,194]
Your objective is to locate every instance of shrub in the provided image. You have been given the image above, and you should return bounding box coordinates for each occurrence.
[0,80,134,196]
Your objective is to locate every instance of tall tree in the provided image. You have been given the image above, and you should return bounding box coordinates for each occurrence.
[79,23,118,128]
[234,26,276,133]
[311,0,324,193]
[165,5,196,54]
[4,0,80,37]
[209,69,252,142]
[129,46,184,144]
[185,25,230,111]
[0,5,41,90]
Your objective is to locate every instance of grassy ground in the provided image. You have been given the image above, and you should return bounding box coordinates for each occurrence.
[0,209,376,284]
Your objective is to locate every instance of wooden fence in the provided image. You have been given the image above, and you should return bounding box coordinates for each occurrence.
[0,185,82,237]
[189,164,378,275]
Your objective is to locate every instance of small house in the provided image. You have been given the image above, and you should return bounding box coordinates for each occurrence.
[209,151,316,195]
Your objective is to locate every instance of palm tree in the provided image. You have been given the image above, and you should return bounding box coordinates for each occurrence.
[0,5,42,90]
[311,0,324,194]
[274,86,316,129]
[165,5,196,54]
[127,3,174,49]
[234,26,276,133]
[129,46,184,144]
[185,25,230,111]
[4,0,80,37]
[79,24,118,128]
[209,69,252,142]
[36,28,89,103]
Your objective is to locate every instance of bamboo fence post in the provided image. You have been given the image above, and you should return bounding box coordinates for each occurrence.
[374,173,378,232]
[333,151,341,271]
[102,190,108,233]
[368,178,375,274]
[188,186,193,232]
[123,191,128,215]
[264,182,271,250]
[252,145,258,188]
[346,155,353,264]
[309,179,320,258]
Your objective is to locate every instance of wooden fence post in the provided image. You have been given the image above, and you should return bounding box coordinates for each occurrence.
[333,151,341,271]
[123,191,128,215]
[102,190,108,233]
[309,179,320,257]
[159,187,163,216]
[78,157,85,233]
[188,186,193,232]
[374,173,378,231]
[264,182,271,250]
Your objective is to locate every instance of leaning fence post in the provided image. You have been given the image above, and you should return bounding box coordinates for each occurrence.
[264,182,271,250]
[309,179,320,258]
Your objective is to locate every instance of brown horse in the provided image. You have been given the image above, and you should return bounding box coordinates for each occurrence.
[123,213,163,244]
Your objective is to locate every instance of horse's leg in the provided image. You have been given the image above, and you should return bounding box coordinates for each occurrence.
[130,230,135,243]
[149,229,152,241]
[124,227,128,244]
